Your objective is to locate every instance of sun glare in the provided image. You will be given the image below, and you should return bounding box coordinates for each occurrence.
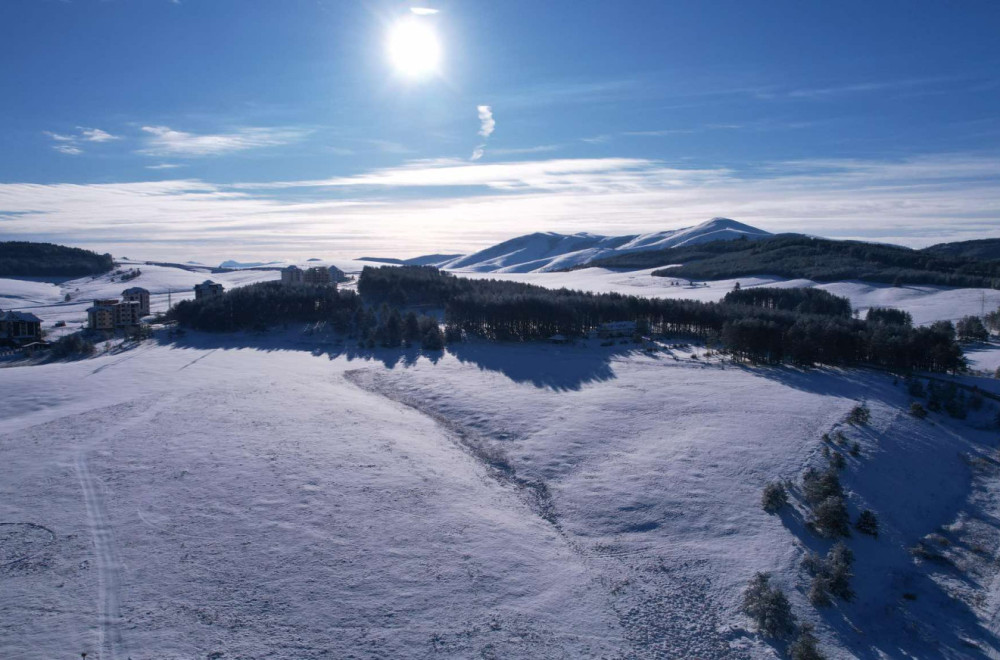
[387,17,442,79]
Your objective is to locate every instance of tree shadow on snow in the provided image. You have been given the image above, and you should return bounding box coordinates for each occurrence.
[156,329,624,390]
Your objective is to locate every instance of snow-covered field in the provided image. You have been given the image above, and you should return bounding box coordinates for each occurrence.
[3,330,1000,658]
[4,261,1000,657]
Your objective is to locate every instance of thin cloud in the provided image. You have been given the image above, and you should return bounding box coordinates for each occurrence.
[44,126,119,154]
[146,163,183,170]
[471,105,495,161]
[410,7,439,15]
[138,125,308,156]
[43,131,75,142]
[477,106,495,138]
[78,127,119,142]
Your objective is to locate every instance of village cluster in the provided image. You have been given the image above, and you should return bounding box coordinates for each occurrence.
[0,263,346,350]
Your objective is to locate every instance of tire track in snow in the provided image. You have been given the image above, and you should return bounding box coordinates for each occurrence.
[76,452,127,660]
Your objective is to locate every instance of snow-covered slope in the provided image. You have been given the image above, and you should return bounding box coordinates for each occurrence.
[421,218,771,273]
[3,334,999,657]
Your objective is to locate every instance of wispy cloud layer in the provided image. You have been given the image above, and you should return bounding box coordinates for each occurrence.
[43,126,119,154]
[2,154,999,260]
[138,125,308,156]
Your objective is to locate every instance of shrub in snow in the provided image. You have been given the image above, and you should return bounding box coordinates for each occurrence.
[849,441,861,457]
[807,576,832,607]
[740,572,796,639]
[801,468,842,505]
[761,482,788,513]
[910,402,928,419]
[855,509,879,538]
[848,404,871,425]
[825,542,855,601]
[51,333,95,358]
[789,624,826,660]
[944,394,968,420]
[906,378,926,398]
[803,542,855,605]
[828,451,846,470]
[812,496,850,538]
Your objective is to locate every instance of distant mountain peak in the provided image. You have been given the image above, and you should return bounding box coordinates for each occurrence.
[405,218,771,273]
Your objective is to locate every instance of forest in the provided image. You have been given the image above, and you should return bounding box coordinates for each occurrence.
[0,241,114,277]
[583,234,1000,288]
[170,266,965,372]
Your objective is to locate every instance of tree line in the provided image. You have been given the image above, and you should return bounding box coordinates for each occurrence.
[360,266,964,372]
[583,234,1000,289]
[0,241,114,277]
[168,267,964,372]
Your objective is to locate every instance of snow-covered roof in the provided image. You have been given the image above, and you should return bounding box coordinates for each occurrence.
[0,310,42,323]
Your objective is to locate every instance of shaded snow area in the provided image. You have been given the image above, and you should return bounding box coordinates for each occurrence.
[458,268,1000,327]
[4,333,1000,658]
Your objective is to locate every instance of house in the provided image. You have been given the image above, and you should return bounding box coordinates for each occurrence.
[87,299,141,331]
[281,265,304,285]
[122,287,150,316]
[194,280,224,299]
[0,309,43,346]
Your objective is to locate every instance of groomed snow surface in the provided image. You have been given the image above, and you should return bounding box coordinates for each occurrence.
[3,330,1000,659]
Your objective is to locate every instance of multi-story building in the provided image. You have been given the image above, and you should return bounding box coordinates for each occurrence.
[122,287,150,316]
[87,299,142,331]
[281,265,304,285]
[194,280,224,299]
[0,309,43,346]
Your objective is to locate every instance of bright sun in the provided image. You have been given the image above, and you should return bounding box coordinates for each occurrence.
[387,18,442,79]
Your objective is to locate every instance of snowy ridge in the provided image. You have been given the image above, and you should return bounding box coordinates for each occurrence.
[414,218,770,273]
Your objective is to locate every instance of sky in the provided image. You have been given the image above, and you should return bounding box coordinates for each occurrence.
[2,0,1000,262]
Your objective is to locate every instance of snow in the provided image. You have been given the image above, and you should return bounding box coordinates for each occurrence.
[5,254,1000,657]
[430,217,771,273]
[3,331,1000,658]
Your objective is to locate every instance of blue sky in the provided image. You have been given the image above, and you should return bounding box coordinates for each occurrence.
[2,0,1000,261]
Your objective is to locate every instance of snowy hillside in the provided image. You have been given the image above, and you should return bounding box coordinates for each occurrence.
[3,333,1000,658]
[413,218,771,273]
